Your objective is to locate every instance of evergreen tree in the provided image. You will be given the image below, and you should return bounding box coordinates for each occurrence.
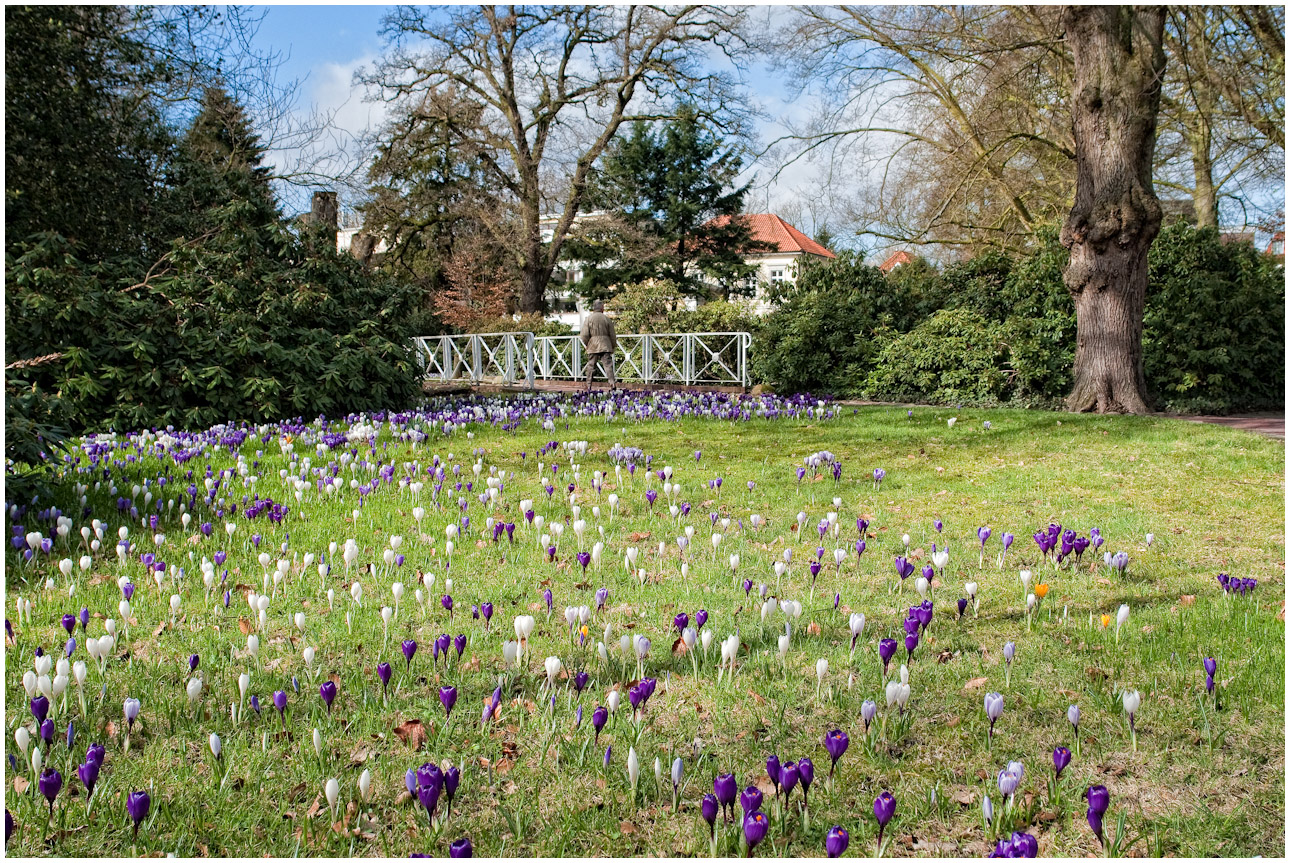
[571,105,770,299]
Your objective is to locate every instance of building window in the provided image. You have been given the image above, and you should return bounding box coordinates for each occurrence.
[770,269,785,284]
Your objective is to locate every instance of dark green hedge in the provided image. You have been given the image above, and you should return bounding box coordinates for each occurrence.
[5,204,426,436]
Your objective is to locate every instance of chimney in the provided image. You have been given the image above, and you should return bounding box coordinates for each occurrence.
[310,190,338,246]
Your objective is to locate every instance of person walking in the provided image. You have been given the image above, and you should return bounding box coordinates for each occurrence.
[579,300,618,390]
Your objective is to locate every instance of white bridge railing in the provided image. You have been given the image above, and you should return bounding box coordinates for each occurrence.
[415,331,753,389]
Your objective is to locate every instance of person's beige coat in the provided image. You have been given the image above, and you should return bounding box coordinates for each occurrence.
[579,311,617,354]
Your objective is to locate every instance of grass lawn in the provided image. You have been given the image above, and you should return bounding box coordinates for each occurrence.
[4,396,1284,857]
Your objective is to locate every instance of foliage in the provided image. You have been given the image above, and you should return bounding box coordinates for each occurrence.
[607,281,688,334]
[752,252,904,394]
[4,359,73,501]
[864,309,1009,404]
[5,212,424,433]
[436,248,516,331]
[572,105,769,298]
[5,6,176,263]
[753,226,1280,412]
[1144,224,1285,412]
[663,301,762,336]
[468,315,574,338]
[362,88,502,302]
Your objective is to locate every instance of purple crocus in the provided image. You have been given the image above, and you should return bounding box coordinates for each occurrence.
[31,695,49,723]
[79,607,90,632]
[273,690,287,726]
[744,810,769,855]
[878,638,897,675]
[873,468,886,488]
[442,594,454,617]
[448,837,472,857]
[573,671,589,694]
[824,729,849,778]
[701,793,719,836]
[189,654,200,673]
[481,602,493,628]
[439,686,457,718]
[740,786,763,817]
[779,760,799,799]
[126,789,150,838]
[873,791,896,852]
[61,614,75,636]
[402,640,417,669]
[674,612,689,634]
[592,706,608,742]
[826,825,849,858]
[904,632,918,660]
[1053,746,1071,778]
[319,680,337,715]
[454,634,466,660]
[714,773,737,820]
[1085,785,1110,846]
[766,755,781,796]
[78,759,101,798]
[38,768,62,813]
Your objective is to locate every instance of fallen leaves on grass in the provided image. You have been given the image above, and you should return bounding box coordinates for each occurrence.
[394,719,430,750]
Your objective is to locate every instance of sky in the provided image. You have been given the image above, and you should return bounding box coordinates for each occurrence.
[244,4,836,236]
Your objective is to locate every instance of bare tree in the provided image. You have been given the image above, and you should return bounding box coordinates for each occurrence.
[776,6,1074,252]
[1156,6,1285,228]
[360,5,752,313]
[1061,6,1167,415]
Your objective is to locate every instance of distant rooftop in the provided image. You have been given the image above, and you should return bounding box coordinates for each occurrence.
[707,214,837,259]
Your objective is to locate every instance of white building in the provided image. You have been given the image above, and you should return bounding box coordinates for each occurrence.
[543,212,836,326]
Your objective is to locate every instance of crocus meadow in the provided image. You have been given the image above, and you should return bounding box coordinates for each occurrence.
[2,394,1282,857]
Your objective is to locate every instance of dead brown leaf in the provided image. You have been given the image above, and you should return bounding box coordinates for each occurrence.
[749,689,765,705]
[620,821,637,835]
[951,787,974,805]
[1179,595,1196,607]
[238,617,254,635]
[105,720,117,738]
[628,532,651,542]
[14,776,29,794]
[963,677,988,690]
[153,620,167,637]
[807,621,822,637]
[393,719,429,750]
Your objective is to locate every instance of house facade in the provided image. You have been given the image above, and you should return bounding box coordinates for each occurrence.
[703,213,837,316]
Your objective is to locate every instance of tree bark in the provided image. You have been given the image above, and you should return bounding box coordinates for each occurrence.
[1060,6,1167,414]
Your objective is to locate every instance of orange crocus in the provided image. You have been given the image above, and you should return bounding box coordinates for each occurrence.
[1035,583,1050,600]
[1100,614,1111,628]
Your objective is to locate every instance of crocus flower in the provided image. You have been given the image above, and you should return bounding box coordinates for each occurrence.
[743,810,769,855]
[872,790,896,852]
[861,700,877,734]
[824,729,849,778]
[1085,785,1110,846]
[1053,746,1071,778]
[123,697,140,730]
[402,640,417,668]
[1122,690,1141,750]
[126,789,150,838]
[701,793,719,836]
[878,639,897,675]
[780,760,799,800]
[273,690,288,725]
[984,692,1004,747]
[439,686,457,718]
[766,755,781,796]
[714,773,737,820]
[826,825,849,858]
[740,786,763,817]
[448,837,472,858]
[320,680,337,715]
[454,634,466,660]
[78,759,100,797]
[377,662,392,694]
[38,768,62,813]
[592,705,608,742]
[31,695,49,723]
[61,614,76,636]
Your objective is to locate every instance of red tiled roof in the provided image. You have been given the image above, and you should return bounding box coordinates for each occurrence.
[879,250,914,273]
[706,214,837,259]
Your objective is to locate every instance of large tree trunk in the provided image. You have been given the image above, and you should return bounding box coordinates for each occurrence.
[1060,6,1167,414]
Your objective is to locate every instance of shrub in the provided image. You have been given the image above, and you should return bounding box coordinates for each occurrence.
[5,205,425,434]
[864,309,1009,404]
[753,252,914,394]
[665,300,761,336]
[1144,224,1284,413]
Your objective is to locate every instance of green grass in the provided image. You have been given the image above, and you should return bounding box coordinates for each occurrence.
[5,403,1284,857]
